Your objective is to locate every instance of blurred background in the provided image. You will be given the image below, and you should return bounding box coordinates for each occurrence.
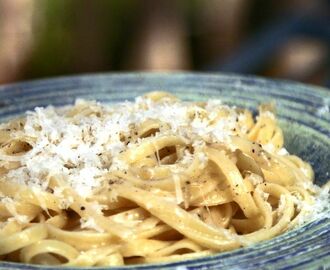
[0,0,329,86]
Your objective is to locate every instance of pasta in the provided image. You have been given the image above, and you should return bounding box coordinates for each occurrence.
[0,91,329,266]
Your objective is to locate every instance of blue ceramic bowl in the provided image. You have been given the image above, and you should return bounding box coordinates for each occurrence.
[0,73,329,270]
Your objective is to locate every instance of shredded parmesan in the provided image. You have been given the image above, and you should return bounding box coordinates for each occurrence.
[277,147,289,156]
[80,216,104,233]
[1,197,29,224]
[2,97,242,199]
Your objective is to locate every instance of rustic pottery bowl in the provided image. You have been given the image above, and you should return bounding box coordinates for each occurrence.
[0,73,329,270]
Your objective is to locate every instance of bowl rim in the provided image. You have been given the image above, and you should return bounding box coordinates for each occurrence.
[0,71,329,95]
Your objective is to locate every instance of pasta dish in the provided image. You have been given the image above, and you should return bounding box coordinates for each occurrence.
[0,91,329,266]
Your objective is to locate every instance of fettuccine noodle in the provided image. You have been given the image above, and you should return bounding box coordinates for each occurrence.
[0,91,328,266]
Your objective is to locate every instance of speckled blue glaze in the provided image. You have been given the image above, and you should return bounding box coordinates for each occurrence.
[0,73,329,270]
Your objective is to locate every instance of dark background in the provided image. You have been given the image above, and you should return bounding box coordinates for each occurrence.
[0,0,329,86]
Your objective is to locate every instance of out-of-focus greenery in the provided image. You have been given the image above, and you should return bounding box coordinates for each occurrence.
[27,1,74,77]
[22,0,328,86]
[24,0,270,78]
[26,0,140,78]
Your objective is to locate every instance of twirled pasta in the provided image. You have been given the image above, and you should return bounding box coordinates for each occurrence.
[0,91,328,266]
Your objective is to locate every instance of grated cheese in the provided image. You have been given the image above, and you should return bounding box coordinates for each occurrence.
[197,152,208,168]
[288,180,330,227]
[2,96,240,200]
[263,143,275,153]
[1,197,29,224]
[80,216,104,233]
[260,111,275,119]
[181,150,194,165]
[248,173,264,186]
[277,147,289,156]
